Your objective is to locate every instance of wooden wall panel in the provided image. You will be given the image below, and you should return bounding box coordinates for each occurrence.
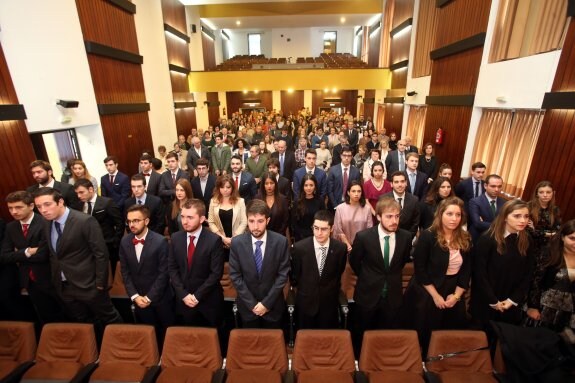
[392,0,415,29]
[368,28,381,67]
[226,91,273,115]
[383,103,404,136]
[421,105,473,181]
[524,110,575,219]
[175,108,197,135]
[280,90,304,116]
[391,68,408,89]
[166,36,191,69]
[202,31,216,71]
[207,92,220,126]
[0,44,41,220]
[363,89,375,121]
[551,18,575,91]
[389,27,411,64]
[311,90,358,116]
[100,113,154,174]
[428,46,483,95]
[412,0,439,78]
[87,55,146,103]
[434,0,491,49]
[161,0,187,32]
[76,0,139,52]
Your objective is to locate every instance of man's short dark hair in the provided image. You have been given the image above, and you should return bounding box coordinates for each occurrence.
[313,210,334,227]
[231,154,243,162]
[33,187,64,204]
[196,158,209,168]
[214,133,223,140]
[246,199,270,218]
[5,191,34,205]
[126,204,150,219]
[74,178,94,190]
[405,152,418,161]
[131,173,147,186]
[29,160,52,172]
[485,174,502,185]
[391,171,407,182]
[181,198,206,217]
[166,152,178,161]
[341,145,352,155]
[305,148,317,157]
[140,154,153,163]
[471,162,486,171]
[151,158,163,171]
[266,157,280,169]
[103,155,118,164]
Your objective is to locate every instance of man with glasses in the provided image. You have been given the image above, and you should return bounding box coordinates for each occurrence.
[291,210,347,329]
[120,204,174,343]
[327,146,361,209]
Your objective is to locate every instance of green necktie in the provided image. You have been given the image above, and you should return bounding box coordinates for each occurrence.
[382,235,390,297]
[490,200,496,216]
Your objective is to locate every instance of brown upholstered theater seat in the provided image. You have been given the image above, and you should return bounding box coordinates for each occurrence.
[292,330,356,383]
[109,261,128,298]
[341,263,357,301]
[426,330,497,383]
[225,329,288,383]
[359,330,424,383]
[221,262,237,301]
[21,323,98,382]
[89,324,160,383]
[156,327,223,383]
[0,321,36,382]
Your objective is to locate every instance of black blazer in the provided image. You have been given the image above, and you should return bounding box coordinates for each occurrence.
[43,209,109,297]
[191,175,216,217]
[381,192,420,238]
[406,171,429,201]
[125,194,165,235]
[350,226,413,310]
[100,171,131,213]
[186,146,211,173]
[85,196,124,247]
[271,151,297,181]
[236,171,257,203]
[142,171,162,196]
[384,150,406,180]
[0,213,52,288]
[168,229,224,322]
[413,229,471,290]
[119,230,172,304]
[229,231,290,322]
[291,237,347,316]
[455,177,485,211]
[27,180,79,209]
[158,168,190,202]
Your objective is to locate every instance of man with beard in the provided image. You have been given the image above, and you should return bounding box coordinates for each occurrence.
[27,160,79,208]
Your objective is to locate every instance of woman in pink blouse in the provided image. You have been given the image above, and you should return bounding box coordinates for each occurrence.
[363,161,392,216]
[333,180,374,252]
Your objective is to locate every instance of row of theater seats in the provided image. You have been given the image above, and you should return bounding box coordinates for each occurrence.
[0,321,505,383]
[212,53,370,70]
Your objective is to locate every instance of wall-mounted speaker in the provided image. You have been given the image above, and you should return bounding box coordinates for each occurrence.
[191,24,197,33]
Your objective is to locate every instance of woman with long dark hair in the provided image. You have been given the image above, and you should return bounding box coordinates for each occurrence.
[526,219,575,334]
[419,177,454,229]
[292,173,325,242]
[255,172,289,235]
[527,181,562,255]
[403,196,472,348]
[363,161,392,214]
[167,178,193,234]
[333,180,373,252]
[471,199,535,326]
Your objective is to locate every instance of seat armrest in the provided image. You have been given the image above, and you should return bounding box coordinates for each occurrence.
[286,287,296,307]
[353,371,368,383]
[283,370,295,383]
[211,369,226,383]
[339,289,349,309]
[69,362,98,383]
[141,365,161,383]
[424,371,441,383]
[2,361,35,383]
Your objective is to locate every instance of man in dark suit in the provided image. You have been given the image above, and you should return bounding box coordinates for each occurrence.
[468,174,506,243]
[230,155,257,203]
[27,160,79,208]
[33,187,122,324]
[74,179,124,273]
[158,152,190,204]
[381,171,420,239]
[345,123,359,151]
[139,154,162,196]
[229,200,290,328]
[266,158,291,203]
[1,191,65,323]
[291,210,347,329]
[120,204,174,341]
[101,155,131,215]
[404,136,418,154]
[327,146,361,209]
[385,140,408,180]
[271,139,296,181]
[168,199,224,327]
[186,136,211,177]
[331,131,349,167]
[190,158,216,218]
[405,152,429,200]
[125,174,165,234]
[350,196,412,350]
[292,149,327,202]
[455,161,486,212]
[366,132,380,152]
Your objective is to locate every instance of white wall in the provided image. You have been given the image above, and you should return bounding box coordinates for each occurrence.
[194,92,210,130]
[310,27,355,56]
[134,0,178,154]
[271,29,313,58]
[225,30,272,57]
[186,6,205,71]
[0,0,101,133]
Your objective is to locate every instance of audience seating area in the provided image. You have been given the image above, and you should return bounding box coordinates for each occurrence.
[211,53,370,71]
[1,322,510,383]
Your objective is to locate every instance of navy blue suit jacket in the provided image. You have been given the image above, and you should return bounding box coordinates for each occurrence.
[237,171,257,203]
[100,171,131,213]
[468,195,506,242]
[125,194,165,235]
[119,230,172,304]
[385,150,407,180]
[455,177,485,211]
[326,165,361,208]
[406,171,429,201]
[191,175,216,218]
[229,231,290,322]
[292,167,327,202]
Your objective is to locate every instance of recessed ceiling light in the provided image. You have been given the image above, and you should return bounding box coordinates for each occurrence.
[340,17,346,23]
[236,20,241,26]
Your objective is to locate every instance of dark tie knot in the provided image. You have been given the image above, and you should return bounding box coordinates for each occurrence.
[132,238,145,245]
[143,173,151,177]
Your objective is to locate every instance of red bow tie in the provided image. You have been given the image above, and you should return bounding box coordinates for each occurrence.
[132,238,145,245]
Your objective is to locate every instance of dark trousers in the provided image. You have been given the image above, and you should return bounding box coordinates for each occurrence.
[178,301,222,328]
[136,299,174,349]
[353,296,397,356]
[28,280,67,324]
[60,283,123,325]
[297,305,340,329]
[242,316,283,329]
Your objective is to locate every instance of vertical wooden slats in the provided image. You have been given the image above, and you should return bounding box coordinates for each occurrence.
[428,47,483,96]
[207,92,220,125]
[202,30,216,71]
[225,91,273,116]
[383,104,404,135]
[434,0,491,49]
[310,90,358,115]
[368,27,381,67]
[362,89,376,121]
[551,17,575,91]
[280,91,304,116]
[412,0,439,78]
[393,0,415,29]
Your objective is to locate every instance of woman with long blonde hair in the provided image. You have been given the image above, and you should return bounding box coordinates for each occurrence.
[69,159,98,191]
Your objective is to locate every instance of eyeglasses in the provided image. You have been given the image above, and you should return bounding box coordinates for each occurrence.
[312,225,331,232]
[126,219,144,225]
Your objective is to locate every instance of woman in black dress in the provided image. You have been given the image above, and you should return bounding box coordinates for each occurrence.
[418,142,438,181]
[527,181,562,257]
[291,173,325,242]
[419,177,454,230]
[403,196,472,349]
[471,199,535,327]
[255,172,289,236]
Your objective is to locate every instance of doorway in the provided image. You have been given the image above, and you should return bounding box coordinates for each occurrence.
[29,129,81,181]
